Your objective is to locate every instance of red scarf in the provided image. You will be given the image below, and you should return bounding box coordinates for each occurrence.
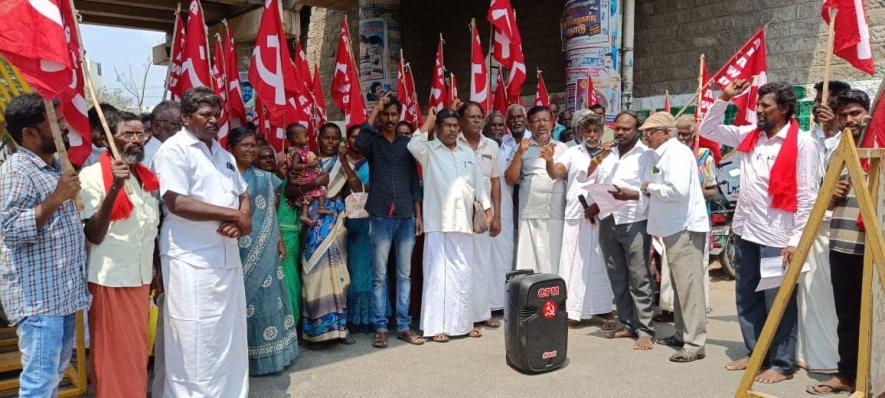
[736,118,800,213]
[100,152,160,221]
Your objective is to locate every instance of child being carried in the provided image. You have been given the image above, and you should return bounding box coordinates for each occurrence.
[286,125,332,226]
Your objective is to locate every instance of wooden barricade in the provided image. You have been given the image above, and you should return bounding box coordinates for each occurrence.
[735,131,885,398]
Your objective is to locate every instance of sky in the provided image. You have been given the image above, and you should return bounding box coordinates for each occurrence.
[80,24,169,112]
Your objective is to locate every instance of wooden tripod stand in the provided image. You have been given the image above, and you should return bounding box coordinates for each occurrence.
[735,131,885,398]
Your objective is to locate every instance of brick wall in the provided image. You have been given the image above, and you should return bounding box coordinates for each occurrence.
[633,0,885,99]
[305,0,566,119]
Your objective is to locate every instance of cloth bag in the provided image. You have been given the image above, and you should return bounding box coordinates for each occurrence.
[345,186,369,219]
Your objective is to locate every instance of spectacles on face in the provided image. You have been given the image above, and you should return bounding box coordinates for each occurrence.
[154,119,182,130]
[117,131,150,141]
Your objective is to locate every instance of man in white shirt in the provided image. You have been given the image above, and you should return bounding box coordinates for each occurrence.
[596,110,657,350]
[152,87,250,397]
[700,80,819,383]
[457,101,503,328]
[505,106,568,274]
[78,111,160,395]
[144,101,182,168]
[639,112,710,363]
[486,111,517,311]
[409,108,492,342]
[542,112,614,328]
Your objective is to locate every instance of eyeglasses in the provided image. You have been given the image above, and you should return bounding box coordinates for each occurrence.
[118,131,150,141]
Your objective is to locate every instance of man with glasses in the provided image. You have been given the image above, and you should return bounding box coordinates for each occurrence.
[146,101,182,167]
[78,111,160,395]
[505,105,567,274]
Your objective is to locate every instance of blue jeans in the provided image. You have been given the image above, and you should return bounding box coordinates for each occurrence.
[734,236,798,373]
[16,314,77,398]
[370,217,416,332]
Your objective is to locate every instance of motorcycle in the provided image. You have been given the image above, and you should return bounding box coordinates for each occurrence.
[709,156,741,279]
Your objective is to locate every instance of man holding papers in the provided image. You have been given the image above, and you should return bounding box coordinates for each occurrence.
[639,112,710,363]
[699,80,819,383]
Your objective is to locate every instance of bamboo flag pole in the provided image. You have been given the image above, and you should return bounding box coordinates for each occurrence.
[693,54,705,154]
[821,7,838,106]
[673,78,714,119]
[0,62,21,96]
[43,99,83,210]
[162,3,182,101]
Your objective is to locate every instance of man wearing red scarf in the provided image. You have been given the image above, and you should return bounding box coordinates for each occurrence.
[699,80,820,384]
[78,111,160,397]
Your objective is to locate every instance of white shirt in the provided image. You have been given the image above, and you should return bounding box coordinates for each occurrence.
[142,136,162,169]
[79,162,160,286]
[515,140,568,220]
[501,129,532,152]
[153,128,247,268]
[557,144,599,220]
[84,144,107,167]
[644,138,710,236]
[699,100,820,247]
[458,134,500,195]
[408,130,490,234]
[596,140,655,225]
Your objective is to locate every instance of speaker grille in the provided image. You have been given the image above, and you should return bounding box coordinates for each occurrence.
[520,305,536,318]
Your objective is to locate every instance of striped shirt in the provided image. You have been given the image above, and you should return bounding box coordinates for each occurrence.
[830,180,865,256]
[0,148,90,325]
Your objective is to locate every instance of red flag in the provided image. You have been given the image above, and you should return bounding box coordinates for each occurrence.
[294,41,313,94]
[445,72,459,108]
[255,97,287,152]
[331,18,366,127]
[311,64,326,122]
[487,0,521,68]
[506,43,526,104]
[223,24,246,124]
[0,0,71,97]
[663,90,671,113]
[822,0,875,75]
[859,80,885,150]
[469,22,489,112]
[533,70,549,107]
[59,0,90,166]
[178,0,211,92]
[249,0,297,120]
[713,27,767,126]
[398,63,422,127]
[167,11,187,101]
[585,74,601,109]
[493,72,507,115]
[210,36,230,146]
[696,60,716,120]
[428,38,446,112]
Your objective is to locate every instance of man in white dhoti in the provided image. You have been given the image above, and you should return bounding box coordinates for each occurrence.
[409,108,492,342]
[505,106,568,274]
[542,112,614,328]
[152,87,250,397]
[485,112,514,311]
[640,112,710,363]
[457,102,503,328]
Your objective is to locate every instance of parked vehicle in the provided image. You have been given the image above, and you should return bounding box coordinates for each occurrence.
[710,155,741,279]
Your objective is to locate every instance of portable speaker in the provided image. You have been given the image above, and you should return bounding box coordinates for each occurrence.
[504,270,567,373]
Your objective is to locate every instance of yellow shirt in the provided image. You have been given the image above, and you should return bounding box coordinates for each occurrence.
[79,162,159,287]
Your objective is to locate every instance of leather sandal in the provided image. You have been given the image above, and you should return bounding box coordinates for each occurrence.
[397,330,425,345]
[372,331,388,348]
[669,349,705,363]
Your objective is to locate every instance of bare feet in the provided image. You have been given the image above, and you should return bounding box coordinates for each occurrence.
[608,328,634,339]
[806,374,853,395]
[725,357,750,371]
[633,336,653,351]
[755,368,793,384]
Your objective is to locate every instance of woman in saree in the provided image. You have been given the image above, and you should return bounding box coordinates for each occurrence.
[292,123,362,345]
[228,128,298,375]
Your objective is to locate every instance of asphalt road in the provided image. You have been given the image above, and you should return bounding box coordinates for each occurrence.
[249,269,829,398]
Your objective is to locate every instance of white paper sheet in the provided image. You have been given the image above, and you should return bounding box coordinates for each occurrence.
[755,255,810,292]
[586,183,629,214]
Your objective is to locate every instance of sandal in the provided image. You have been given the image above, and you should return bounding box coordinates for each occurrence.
[654,335,685,347]
[468,328,482,338]
[600,317,617,331]
[432,334,450,343]
[373,331,388,349]
[669,349,705,363]
[339,332,356,345]
[484,318,502,328]
[806,383,852,395]
[397,330,425,345]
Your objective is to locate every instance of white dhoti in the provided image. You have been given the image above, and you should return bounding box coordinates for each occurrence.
[558,219,613,320]
[472,232,493,322]
[797,215,839,373]
[515,218,564,274]
[420,232,475,337]
[488,215,514,310]
[162,256,249,398]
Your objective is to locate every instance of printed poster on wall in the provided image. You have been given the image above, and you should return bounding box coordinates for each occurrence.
[566,67,620,114]
[560,0,610,52]
[561,0,621,118]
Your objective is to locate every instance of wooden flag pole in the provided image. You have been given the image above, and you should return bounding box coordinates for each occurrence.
[672,78,715,119]
[487,23,495,113]
[42,99,83,211]
[821,7,838,106]
[693,54,705,154]
[161,3,182,101]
